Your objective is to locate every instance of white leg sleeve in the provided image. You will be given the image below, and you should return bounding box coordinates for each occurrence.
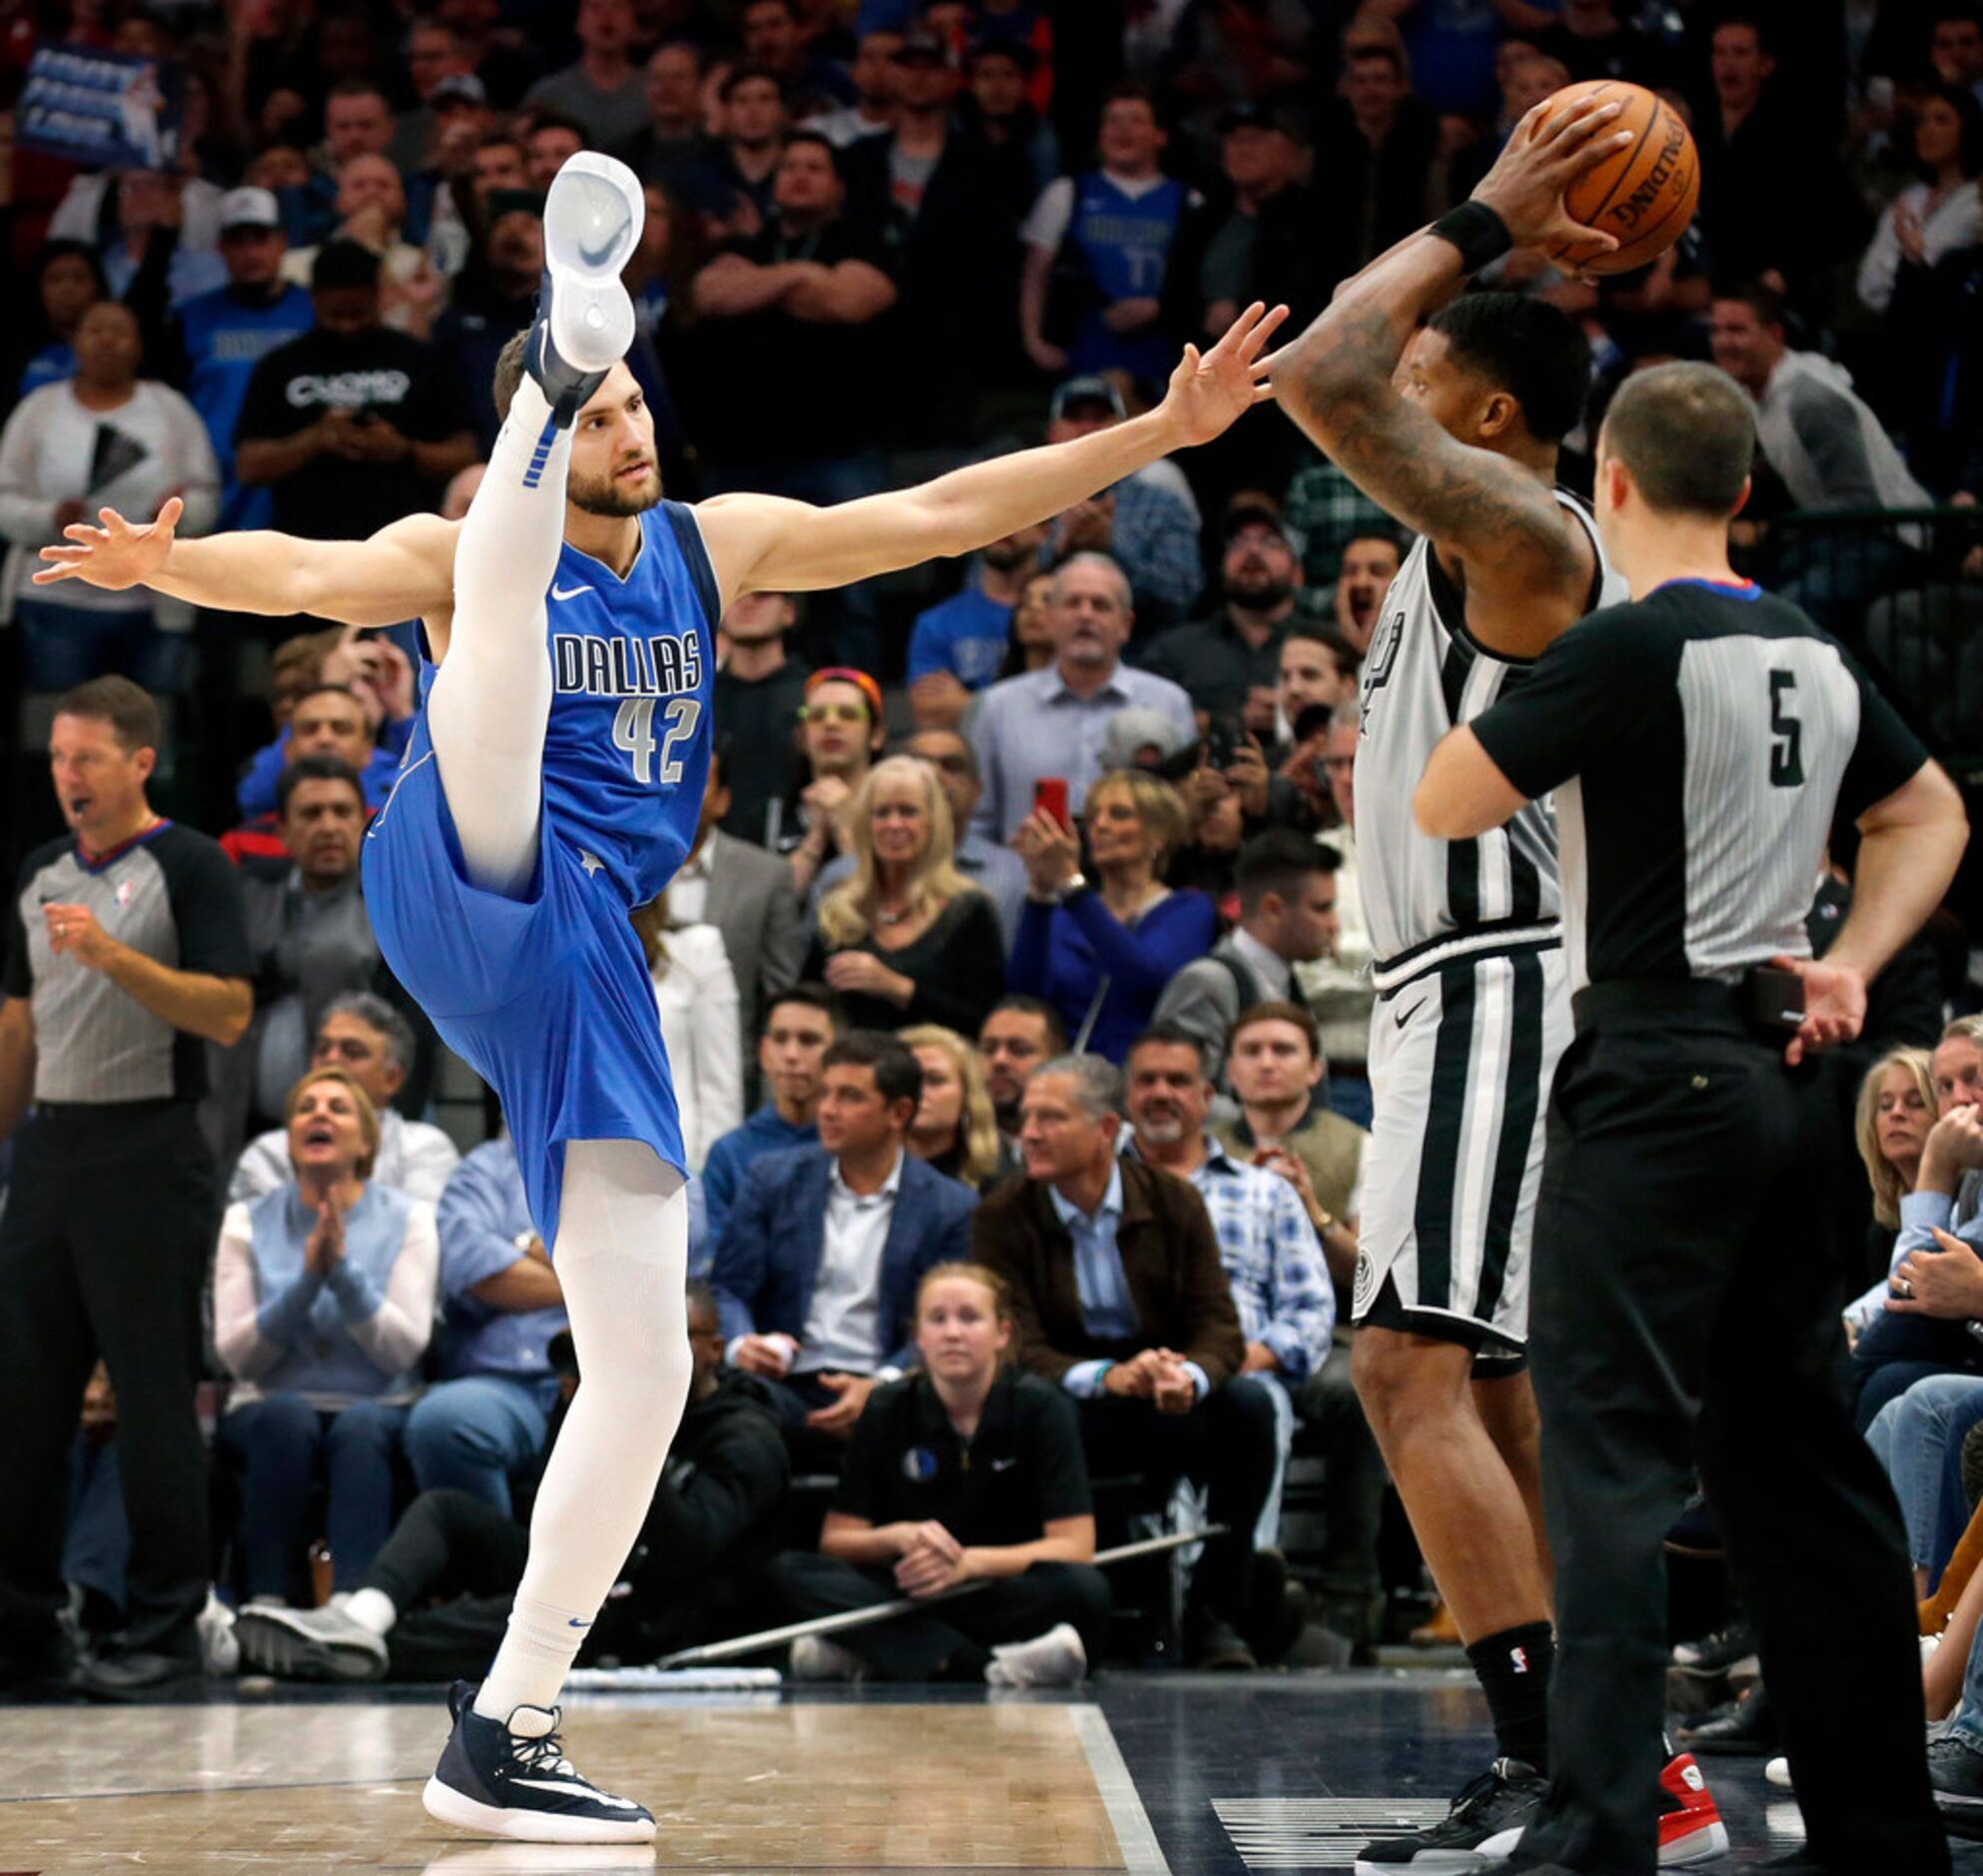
[425,376,569,898]
[474,1139,690,1721]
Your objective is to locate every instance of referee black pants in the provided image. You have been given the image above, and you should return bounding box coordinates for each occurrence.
[1515,988,1946,1876]
[0,1104,216,1662]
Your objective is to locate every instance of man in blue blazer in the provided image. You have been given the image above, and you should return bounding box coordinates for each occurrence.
[711,1032,977,1440]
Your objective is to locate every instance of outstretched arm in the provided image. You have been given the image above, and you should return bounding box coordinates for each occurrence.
[34,498,459,628]
[692,303,1287,604]
[1265,95,1628,656]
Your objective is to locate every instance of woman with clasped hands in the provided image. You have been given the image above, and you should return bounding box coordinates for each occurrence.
[213,1066,439,1605]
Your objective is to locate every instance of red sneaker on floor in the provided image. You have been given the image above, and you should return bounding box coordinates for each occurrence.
[1659,1750,1730,1867]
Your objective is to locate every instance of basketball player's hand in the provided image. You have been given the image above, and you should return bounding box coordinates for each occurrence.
[1768,953,1865,1066]
[1154,300,1289,448]
[43,903,118,970]
[1473,92,1633,263]
[805,1371,875,1436]
[34,496,184,591]
[1888,1232,1983,1321]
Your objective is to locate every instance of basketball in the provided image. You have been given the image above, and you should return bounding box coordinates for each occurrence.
[1542,78,1699,277]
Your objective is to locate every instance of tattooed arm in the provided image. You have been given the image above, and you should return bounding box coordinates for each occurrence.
[1266,95,1629,659]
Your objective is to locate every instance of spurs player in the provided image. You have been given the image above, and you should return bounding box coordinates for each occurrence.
[1268,99,1724,1871]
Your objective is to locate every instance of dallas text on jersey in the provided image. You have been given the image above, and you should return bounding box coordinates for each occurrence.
[551,629,703,700]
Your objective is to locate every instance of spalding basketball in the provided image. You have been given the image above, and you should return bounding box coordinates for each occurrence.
[1541,78,1699,277]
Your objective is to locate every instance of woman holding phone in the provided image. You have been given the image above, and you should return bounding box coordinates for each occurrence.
[1008,767,1216,1064]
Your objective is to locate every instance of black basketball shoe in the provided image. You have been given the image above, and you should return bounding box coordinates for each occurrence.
[423,1679,655,1843]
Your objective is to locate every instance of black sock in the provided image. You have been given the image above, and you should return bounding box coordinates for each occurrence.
[1466,1621,1555,1773]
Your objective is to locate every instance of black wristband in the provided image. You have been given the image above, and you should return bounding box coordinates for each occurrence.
[1431,201,1513,275]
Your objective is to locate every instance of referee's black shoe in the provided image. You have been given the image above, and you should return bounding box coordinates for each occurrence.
[1353,1758,1546,1872]
[423,1679,656,1843]
[1674,1684,1776,1756]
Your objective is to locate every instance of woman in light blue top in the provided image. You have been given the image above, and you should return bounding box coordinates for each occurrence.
[214,1067,439,1602]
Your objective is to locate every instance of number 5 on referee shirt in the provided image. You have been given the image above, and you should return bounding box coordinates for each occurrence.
[612,696,700,785]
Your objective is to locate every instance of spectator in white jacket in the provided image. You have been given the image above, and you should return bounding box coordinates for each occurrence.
[0,302,218,690]
[634,897,744,1174]
[213,1068,439,1602]
[1857,84,1983,317]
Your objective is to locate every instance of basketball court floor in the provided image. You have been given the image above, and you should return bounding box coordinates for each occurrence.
[0,1674,1974,1873]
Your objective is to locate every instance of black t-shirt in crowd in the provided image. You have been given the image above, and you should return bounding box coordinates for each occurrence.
[831,1369,1092,1550]
[1471,579,1928,993]
[713,653,812,844]
[685,216,893,471]
[235,324,466,539]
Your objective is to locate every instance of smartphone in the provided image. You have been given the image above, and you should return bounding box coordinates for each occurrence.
[1034,776,1071,832]
[1747,965,1805,1031]
[1206,713,1243,771]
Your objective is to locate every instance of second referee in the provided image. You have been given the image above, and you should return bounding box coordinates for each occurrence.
[1416,362,1967,1875]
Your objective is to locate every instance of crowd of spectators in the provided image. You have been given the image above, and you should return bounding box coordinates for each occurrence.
[2,0,1983,1748]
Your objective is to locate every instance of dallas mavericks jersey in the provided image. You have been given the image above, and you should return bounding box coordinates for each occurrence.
[1356,490,1623,977]
[1069,171,1186,378]
[411,500,715,910]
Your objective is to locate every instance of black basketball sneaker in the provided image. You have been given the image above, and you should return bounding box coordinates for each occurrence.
[423,1679,655,1843]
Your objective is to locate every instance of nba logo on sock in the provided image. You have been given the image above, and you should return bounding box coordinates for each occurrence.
[1510,1646,1529,1673]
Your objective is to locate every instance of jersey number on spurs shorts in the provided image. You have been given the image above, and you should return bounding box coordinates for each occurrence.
[1356,490,1625,971]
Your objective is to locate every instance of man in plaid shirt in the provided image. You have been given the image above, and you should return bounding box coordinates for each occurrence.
[1123,1025,1334,1549]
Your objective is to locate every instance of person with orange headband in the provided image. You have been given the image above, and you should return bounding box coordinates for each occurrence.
[786,666,887,899]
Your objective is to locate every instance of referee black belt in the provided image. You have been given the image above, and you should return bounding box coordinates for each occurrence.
[1371,919,1561,997]
[1571,975,1800,1039]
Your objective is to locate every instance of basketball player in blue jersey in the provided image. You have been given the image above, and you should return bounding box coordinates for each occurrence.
[37,152,1285,1845]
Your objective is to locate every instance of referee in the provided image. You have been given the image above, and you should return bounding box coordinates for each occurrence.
[1415,363,1966,1876]
[0,677,252,1697]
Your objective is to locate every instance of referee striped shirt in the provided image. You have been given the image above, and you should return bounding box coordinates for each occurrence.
[6,821,252,1103]
[1469,577,1929,993]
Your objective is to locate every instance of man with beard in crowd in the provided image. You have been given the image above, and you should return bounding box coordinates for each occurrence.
[1141,503,1303,740]
[978,997,1066,1145]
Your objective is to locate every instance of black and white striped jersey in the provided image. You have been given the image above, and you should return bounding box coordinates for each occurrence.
[1471,578,1929,993]
[1354,490,1625,988]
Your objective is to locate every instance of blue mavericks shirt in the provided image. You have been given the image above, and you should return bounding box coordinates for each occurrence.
[179,282,317,530]
[1069,171,1186,380]
[416,501,716,909]
[907,584,1013,690]
[537,503,716,905]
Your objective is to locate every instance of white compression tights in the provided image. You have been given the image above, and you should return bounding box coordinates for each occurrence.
[474,1139,691,1721]
[426,375,565,897]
